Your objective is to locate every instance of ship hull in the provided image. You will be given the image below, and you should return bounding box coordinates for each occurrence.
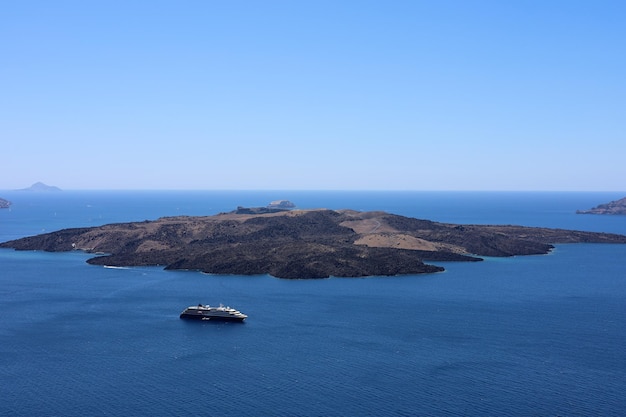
[179,313,246,322]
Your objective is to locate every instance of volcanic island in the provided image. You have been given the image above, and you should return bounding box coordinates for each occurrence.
[577,197,626,215]
[2,207,625,279]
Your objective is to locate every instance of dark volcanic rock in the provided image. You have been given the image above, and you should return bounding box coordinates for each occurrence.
[577,197,626,215]
[2,209,625,279]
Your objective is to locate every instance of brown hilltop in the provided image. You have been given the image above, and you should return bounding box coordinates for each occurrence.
[2,208,625,279]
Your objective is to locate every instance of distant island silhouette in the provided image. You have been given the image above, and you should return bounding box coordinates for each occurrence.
[577,197,626,215]
[2,207,625,279]
[17,182,62,192]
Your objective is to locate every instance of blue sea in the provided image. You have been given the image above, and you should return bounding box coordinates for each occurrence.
[1,191,626,416]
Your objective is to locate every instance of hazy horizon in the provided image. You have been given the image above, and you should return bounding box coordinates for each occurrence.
[2,1,625,191]
[2,183,625,193]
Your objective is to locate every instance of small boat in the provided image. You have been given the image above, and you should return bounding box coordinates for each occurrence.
[179,304,247,322]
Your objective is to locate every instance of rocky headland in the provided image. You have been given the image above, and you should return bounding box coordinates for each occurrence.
[577,197,626,215]
[2,208,625,278]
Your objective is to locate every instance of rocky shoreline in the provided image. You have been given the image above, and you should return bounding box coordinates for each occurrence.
[2,208,626,278]
[577,197,626,215]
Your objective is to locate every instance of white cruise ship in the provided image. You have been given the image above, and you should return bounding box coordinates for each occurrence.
[179,304,247,322]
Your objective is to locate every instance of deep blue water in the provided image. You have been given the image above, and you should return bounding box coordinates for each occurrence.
[1,191,626,416]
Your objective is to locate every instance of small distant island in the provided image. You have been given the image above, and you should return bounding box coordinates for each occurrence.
[267,200,296,209]
[0,198,10,209]
[17,182,62,192]
[233,200,297,215]
[577,197,626,215]
[2,207,625,279]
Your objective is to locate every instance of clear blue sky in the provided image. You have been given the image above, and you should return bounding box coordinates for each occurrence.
[2,1,625,191]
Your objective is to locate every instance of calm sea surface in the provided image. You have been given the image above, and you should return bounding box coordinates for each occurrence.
[1,191,625,416]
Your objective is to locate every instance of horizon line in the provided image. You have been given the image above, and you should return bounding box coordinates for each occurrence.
[2,188,625,193]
